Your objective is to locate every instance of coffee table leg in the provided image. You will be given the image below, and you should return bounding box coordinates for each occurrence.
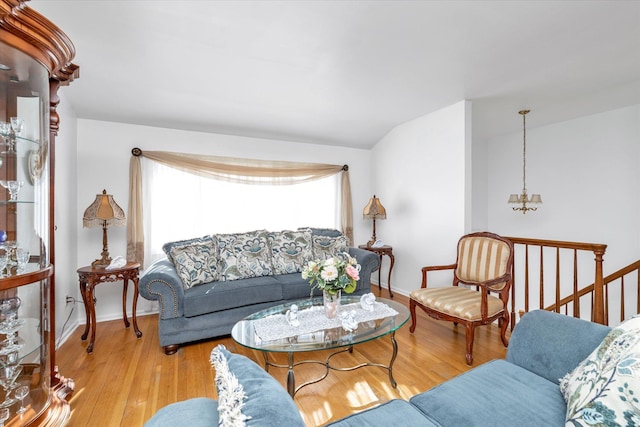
[287,352,295,397]
[389,331,398,388]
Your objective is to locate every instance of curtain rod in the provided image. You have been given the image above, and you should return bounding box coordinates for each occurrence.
[131,147,348,171]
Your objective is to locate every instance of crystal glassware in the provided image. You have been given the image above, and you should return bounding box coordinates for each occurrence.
[0,350,18,369]
[0,364,22,407]
[0,255,6,278]
[0,407,8,427]
[0,121,9,155]
[0,297,21,324]
[0,181,23,201]
[9,117,23,135]
[15,249,29,271]
[0,117,23,155]
[1,242,17,266]
[15,384,29,414]
[0,321,24,350]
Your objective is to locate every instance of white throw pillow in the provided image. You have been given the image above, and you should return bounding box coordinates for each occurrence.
[560,316,640,426]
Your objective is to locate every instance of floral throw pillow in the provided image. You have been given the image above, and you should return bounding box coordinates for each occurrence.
[162,235,213,263]
[170,239,220,289]
[268,230,313,275]
[560,316,640,426]
[217,230,273,281]
[312,234,349,260]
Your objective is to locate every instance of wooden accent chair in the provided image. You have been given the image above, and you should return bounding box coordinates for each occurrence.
[409,232,514,365]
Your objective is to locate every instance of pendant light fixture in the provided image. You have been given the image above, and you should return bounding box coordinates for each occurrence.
[508,109,542,213]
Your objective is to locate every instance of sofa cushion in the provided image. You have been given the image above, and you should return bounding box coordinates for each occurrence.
[507,310,611,384]
[312,234,349,260]
[273,273,315,300]
[217,230,273,281]
[211,345,305,427]
[170,239,220,289]
[560,316,640,426]
[162,235,213,263]
[326,399,440,427]
[143,397,219,427]
[409,287,505,321]
[183,276,283,318]
[268,229,313,274]
[409,359,567,427]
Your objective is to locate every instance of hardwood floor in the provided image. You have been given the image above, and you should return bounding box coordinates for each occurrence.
[56,288,508,426]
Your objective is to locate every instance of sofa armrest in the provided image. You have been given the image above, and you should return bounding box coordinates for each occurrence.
[506,310,610,384]
[349,247,380,293]
[139,258,185,320]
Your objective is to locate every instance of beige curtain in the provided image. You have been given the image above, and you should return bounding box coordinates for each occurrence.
[126,149,353,266]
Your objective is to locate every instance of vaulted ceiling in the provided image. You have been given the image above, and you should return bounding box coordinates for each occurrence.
[30,1,640,149]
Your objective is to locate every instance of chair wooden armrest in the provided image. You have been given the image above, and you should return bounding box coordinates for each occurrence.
[462,272,512,320]
[464,272,512,293]
[420,263,457,289]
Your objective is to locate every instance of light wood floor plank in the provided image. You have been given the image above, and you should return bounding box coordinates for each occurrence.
[57,288,508,426]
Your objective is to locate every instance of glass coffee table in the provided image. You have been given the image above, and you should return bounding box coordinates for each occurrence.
[231,296,410,397]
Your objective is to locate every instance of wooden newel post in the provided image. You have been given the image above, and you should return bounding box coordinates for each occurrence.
[592,249,606,325]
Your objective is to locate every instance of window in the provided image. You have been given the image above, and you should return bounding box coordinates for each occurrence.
[142,160,340,263]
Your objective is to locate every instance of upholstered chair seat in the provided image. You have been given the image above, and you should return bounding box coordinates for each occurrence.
[410,232,514,365]
[410,287,505,321]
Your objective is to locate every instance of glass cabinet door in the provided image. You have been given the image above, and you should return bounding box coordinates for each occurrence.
[0,38,53,425]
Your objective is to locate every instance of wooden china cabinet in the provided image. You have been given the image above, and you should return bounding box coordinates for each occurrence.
[0,1,78,425]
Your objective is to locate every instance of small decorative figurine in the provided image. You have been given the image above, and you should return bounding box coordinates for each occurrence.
[360,292,376,311]
[285,304,300,327]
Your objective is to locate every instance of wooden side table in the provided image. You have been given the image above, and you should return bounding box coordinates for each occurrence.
[77,262,142,353]
[358,245,395,298]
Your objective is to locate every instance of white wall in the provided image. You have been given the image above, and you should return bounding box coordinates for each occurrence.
[487,104,640,265]
[486,104,640,320]
[56,102,639,337]
[370,101,470,296]
[53,92,79,347]
[74,119,373,323]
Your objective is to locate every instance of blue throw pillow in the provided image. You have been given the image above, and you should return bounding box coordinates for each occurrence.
[144,398,219,427]
[210,345,305,427]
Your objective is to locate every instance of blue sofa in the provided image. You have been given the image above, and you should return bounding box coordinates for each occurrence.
[144,310,612,426]
[138,228,380,354]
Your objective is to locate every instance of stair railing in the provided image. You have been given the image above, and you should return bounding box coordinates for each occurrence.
[504,237,607,327]
[545,259,640,326]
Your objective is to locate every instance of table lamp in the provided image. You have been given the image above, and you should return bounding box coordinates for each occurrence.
[83,189,126,267]
[363,195,386,247]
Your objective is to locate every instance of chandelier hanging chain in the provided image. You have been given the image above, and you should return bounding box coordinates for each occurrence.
[508,109,541,213]
[521,110,528,194]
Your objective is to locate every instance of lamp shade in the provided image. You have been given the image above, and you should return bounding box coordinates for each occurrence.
[530,194,543,204]
[508,194,521,204]
[83,189,126,228]
[363,195,386,219]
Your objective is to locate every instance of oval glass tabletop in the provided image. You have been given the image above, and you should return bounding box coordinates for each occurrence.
[231,296,410,353]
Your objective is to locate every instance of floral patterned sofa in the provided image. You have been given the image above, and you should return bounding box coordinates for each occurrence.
[138,228,380,354]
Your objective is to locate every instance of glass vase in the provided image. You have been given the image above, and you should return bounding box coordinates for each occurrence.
[323,289,341,319]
